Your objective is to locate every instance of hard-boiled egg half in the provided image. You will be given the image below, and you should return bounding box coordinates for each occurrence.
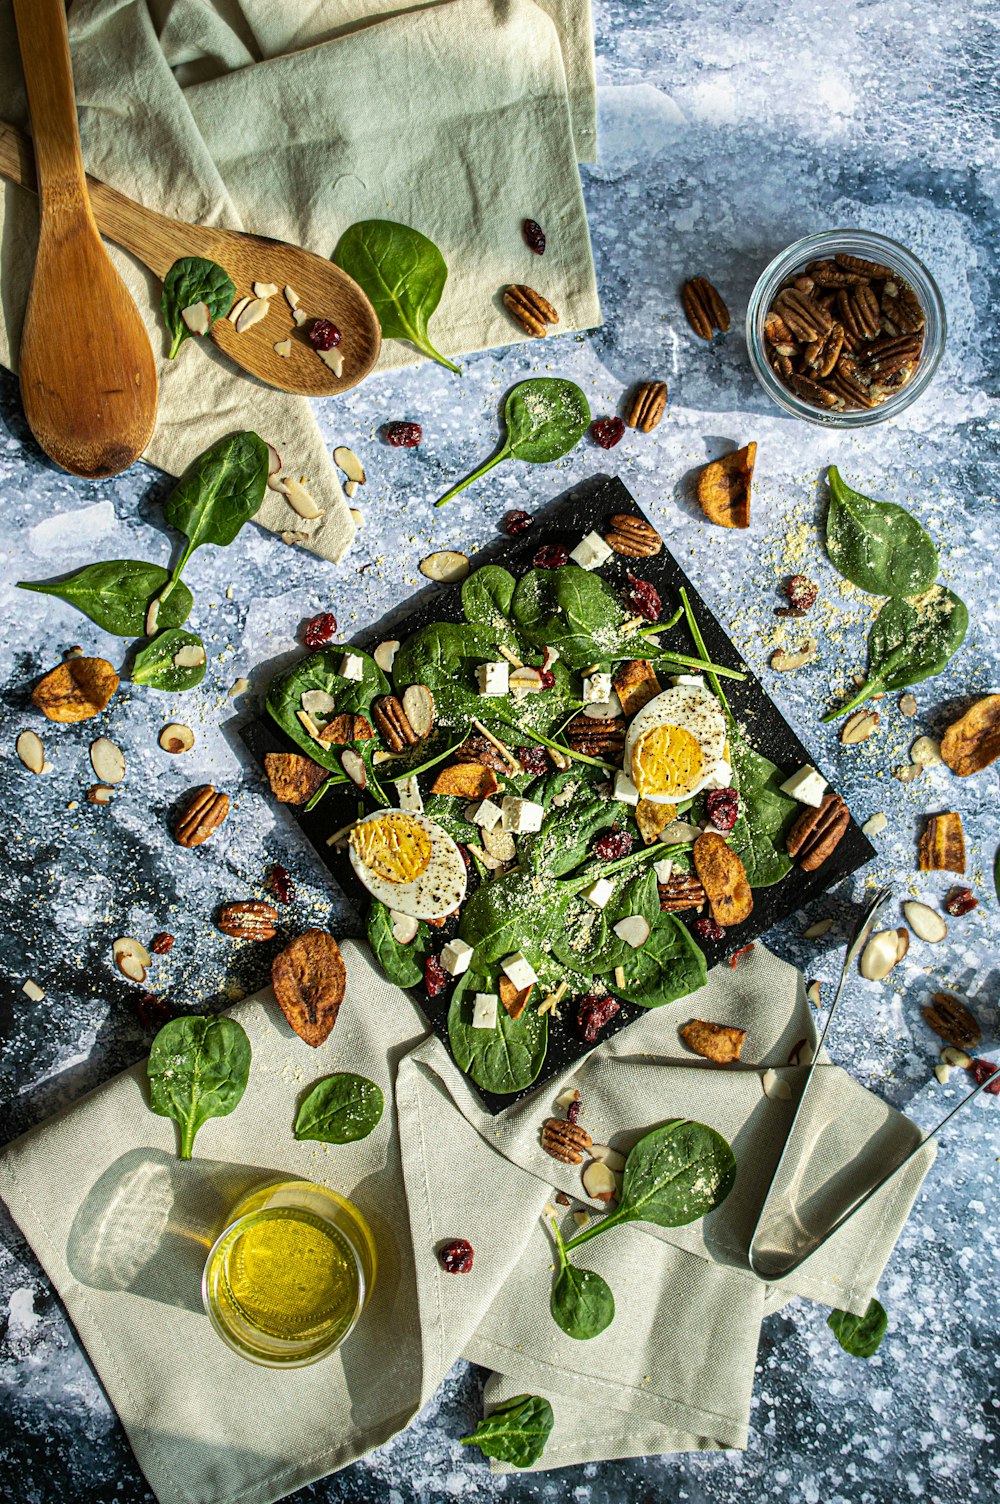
[624,682,729,804]
[348,810,467,920]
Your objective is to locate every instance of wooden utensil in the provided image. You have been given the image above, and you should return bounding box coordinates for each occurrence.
[12,0,158,479]
[0,119,382,405]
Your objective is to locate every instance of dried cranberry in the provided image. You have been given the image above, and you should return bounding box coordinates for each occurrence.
[566,1099,582,1125]
[728,943,755,970]
[577,993,620,1044]
[626,572,661,622]
[517,745,549,775]
[309,318,341,351]
[706,788,740,834]
[150,932,174,955]
[134,992,173,1029]
[425,955,449,997]
[533,544,569,569]
[504,509,534,537]
[538,668,556,689]
[969,1059,1000,1096]
[438,1238,474,1273]
[944,887,979,917]
[786,575,818,612]
[384,421,422,448]
[303,612,338,649]
[692,916,725,943]
[523,218,546,255]
[591,417,625,449]
[593,828,635,861]
[457,845,471,869]
[268,863,296,905]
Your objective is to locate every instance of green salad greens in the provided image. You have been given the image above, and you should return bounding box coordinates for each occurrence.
[460,1394,554,1467]
[437,379,591,505]
[333,219,460,373]
[161,256,236,360]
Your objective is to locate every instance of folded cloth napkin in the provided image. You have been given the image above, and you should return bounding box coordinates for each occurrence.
[0,941,934,1504]
[0,0,601,561]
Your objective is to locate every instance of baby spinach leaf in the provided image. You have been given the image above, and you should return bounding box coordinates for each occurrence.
[367,900,432,989]
[549,1217,615,1340]
[512,565,627,669]
[607,909,707,1007]
[161,256,236,360]
[333,219,460,373]
[460,1394,554,1468]
[448,969,548,1095]
[160,431,269,602]
[564,1119,736,1253]
[266,647,389,771]
[824,585,968,720]
[728,732,797,888]
[458,870,558,968]
[132,629,207,692]
[588,869,661,974]
[18,560,193,638]
[825,467,938,598]
[420,794,482,845]
[461,565,519,646]
[147,1015,251,1161]
[294,1072,385,1144]
[827,1298,887,1358]
[519,764,618,877]
[436,379,590,506]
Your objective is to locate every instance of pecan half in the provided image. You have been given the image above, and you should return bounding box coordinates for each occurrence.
[603,513,662,557]
[624,380,668,433]
[453,734,510,775]
[836,285,881,341]
[786,792,849,871]
[682,277,730,340]
[658,874,707,912]
[918,812,965,873]
[805,259,865,287]
[788,373,843,409]
[803,322,845,378]
[881,282,924,332]
[826,359,878,409]
[372,695,418,752]
[271,929,346,1047]
[774,287,833,341]
[503,284,558,337]
[541,1117,593,1164]
[835,252,895,280]
[564,716,625,762]
[175,786,229,848]
[218,900,279,940]
[764,311,797,345]
[855,332,923,382]
[922,991,981,1051]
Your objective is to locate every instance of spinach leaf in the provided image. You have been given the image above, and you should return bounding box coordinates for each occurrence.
[460,565,519,646]
[728,731,797,888]
[825,467,938,598]
[519,763,618,877]
[160,432,269,603]
[266,647,389,771]
[436,378,590,506]
[607,910,707,1008]
[333,219,460,373]
[132,629,207,692]
[421,794,483,845]
[457,870,558,969]
[161,256,236,360]
[448,969,548,1094]
[147,1015,251,1161]
[460,1394,554,1468]
[824,585,968,720]
[18,560,193,638]
[588,869,661,974]
[367,900,432,989]
[828,1298,887,1358]
[512,565,628,669]
[294,1073,385,1144]
[550,1217,615,1340]
[564,1119,736,1253]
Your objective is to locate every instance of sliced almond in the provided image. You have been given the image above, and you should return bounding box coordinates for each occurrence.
[390,911,420,945]
[297,709,324,741]
[145,595,161,636]
[235,297,270,333]
[159,723,195,754]
[229,677,250,699]
[113,936,151,984]
[22,978,45,1002]
[283,285,300,309]
[86,784,114,804]
[265,444,282,476]
[374,640,400,674]
[894,763,923,783]
[16,729,46,775]
[293,307,309,327]
[349,507,364,527]
[862,812,888,837]
[284,476,323,520]
[318,346,344,377]
[227,295,251,324]
[588,1143,626,1172]
[345,480,359,499]
[899,692,918,717]
[301,689,338,717]
[173,643,207,669]
[509,666,544,694]
[802,918,833,939]
[281,530,310,545]
[582,1159,617,1204]
[658,820,701,844]
[787,1038,814,1067]
[612,915,651,949]
[583,692,624,720]
[180,301,211,335]
[90,737,125,784]
[273,339,292,358]
[333,446,366,485]
[556,1088,581,1108]
[482,826,517,863]
[910,735,942,768]
[770,639,818,671]
[573,1210,590,1229]
[941,1045,973,1069]
[860,927,907,981]
[762,1069,793,1101]
[268,475,291,495]
[903,901,948,943]
[934,1062,951,1085]
[419,550,471,584]
[341,748,367,789]
[806,980,822,1008]
[402,684,435,738]
[252,281,279,299]
[841,707,880,745]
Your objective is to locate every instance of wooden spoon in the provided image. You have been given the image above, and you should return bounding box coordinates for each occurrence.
[0,122,382,405]
[12,0,158,478]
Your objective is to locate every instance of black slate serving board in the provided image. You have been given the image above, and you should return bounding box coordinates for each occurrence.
[243,475,874,1112]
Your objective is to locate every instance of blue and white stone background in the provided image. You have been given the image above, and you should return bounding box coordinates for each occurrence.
[2,0,998,1499]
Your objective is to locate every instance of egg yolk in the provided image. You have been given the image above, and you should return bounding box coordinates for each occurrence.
[632,724,704,797]
[350,814,432,884]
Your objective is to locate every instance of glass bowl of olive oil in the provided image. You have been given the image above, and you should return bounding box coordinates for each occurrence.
[202,1180,376,1366]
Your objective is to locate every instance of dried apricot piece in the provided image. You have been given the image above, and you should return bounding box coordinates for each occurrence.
[940,694,1000,776]
[693,831,753,926]
[695,443,757,529]
[31,657,118,722]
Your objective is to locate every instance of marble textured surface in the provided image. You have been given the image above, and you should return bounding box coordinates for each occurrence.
[1,1,999,1500]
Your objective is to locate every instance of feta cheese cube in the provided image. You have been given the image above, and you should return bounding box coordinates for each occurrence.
[397,775,423,813]
[779,764,827,808]
[653,858,674,884]
[500,796,544,833]
[569,530,614,571]
[476,660,509,697]
[338,652,364,682]
[612,770,640,806]
[471,992,498,1029]
[583,671,613,705]
[671,673,704,688]
[500,952,538,991]
[582,877,615,910]
[441,938,474,977]
[470,797,503,831]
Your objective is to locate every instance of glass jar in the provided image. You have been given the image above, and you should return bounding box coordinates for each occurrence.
[746,229,946,427]
[202,1180,376,1367]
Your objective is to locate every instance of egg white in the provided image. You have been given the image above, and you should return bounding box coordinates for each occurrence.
[624,684,728,804]
[348,810,468,920]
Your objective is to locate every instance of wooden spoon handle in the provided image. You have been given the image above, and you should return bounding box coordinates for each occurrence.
[12,0,90,211]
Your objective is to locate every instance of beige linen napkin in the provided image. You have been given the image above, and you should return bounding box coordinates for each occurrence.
[0,941,934,1504]
[0,0,601,561]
